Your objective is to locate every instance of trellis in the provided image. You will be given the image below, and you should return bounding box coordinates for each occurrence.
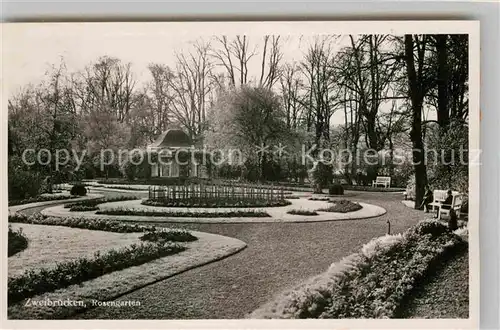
[148,183,285,202]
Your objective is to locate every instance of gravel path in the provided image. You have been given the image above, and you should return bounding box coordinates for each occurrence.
[57,190,423,319]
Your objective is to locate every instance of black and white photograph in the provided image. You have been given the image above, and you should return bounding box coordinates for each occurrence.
[2,21,479,328]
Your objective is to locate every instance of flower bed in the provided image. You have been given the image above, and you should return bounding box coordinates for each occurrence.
[96,208,271,218]
[8,194,78,207]
[140,230,197,243]
[318,200,363,213]
[286,209,319,216]
[8,241,185,305]
[249,220,467,319]
[8,226,28,257]
[308,197,331,201]
[142,198,291,208]
[64,196,139,212]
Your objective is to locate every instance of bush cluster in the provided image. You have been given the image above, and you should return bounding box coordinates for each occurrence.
[8,194,78,207]
[96,208,271,218]
[249,220,467,319]
[70,183,87,196]
[8,241,185,305]
[142,198,291,208]
[328,184,344,196]
[318,200,362,213]
[8,226,28,257]
[286,209,319,216]
[139,229,198,243]
[8,157,43,200]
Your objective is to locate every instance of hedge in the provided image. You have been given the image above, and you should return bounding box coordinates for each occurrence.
[249,220,467,319]
[8,242,185,305]
[96,208,271,218]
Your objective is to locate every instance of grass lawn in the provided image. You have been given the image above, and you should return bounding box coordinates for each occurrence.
[8,223,142,277]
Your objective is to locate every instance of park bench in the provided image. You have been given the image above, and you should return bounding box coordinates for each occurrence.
[372,176,391,188]
[428,189,463,220]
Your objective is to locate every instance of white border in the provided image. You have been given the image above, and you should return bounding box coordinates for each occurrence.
[1,20,480,330]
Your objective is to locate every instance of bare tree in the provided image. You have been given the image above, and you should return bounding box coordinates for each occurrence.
[147,63,175,134]
[280,63,304,129]
[299,36,339,149]
[259,35,283,89]
[74,56,137,122]
[212,36,257,87]
[169,40,215,140]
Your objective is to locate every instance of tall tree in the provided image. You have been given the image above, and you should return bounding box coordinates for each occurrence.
[404,34,430,208]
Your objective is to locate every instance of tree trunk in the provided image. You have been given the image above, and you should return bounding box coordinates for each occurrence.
[404,35,428,208]
[436,34,450,130]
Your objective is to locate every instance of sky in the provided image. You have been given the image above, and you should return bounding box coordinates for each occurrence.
[3,22,436,125]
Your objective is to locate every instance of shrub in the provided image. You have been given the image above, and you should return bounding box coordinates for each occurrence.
[328,184,344,196]
[318,200,362,213]
[286,209,319,216]
[8,157,43,200]
[308,162,333,193]
[8,241,185,305]
[8,226,28,257]
[249,220,466,319]
[70,183,87,196]
[142,198,291,208]
[96,208,271,218]
[412,219,451,237]
[139,229,197,243]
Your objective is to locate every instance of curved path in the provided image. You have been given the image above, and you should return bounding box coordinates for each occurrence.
[19,190,425,320]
